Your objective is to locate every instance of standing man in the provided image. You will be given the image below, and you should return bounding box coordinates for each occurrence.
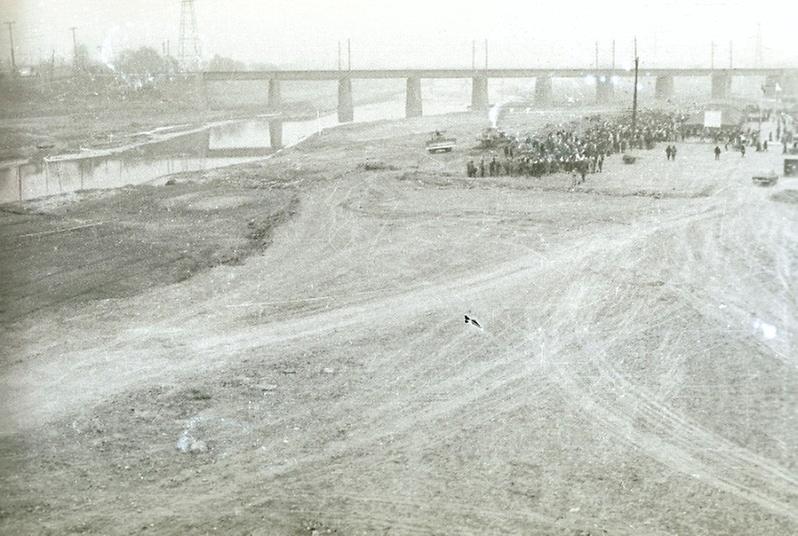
[714,146,721,160]
[665,145,672,160]
[671,145,677,160]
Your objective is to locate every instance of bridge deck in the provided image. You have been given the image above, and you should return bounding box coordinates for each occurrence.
[201,67,794,82]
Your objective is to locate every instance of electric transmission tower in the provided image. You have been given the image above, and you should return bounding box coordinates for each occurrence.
[178,0,201,71]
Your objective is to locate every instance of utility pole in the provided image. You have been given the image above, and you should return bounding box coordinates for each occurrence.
[472,39,475,70]
[70,26,78,70]
[632,37,639,134]
[484,38,488,72]
[729,40,733,69]
[653,34,658,66]
[612,39,616,71]
[710,40,715,70]
[5,21,16,75]
[595,40,599,70]
[347,38,351,70]
[337,40,341,70]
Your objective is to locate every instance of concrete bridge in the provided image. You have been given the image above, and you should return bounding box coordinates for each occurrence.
[200,67,798,122]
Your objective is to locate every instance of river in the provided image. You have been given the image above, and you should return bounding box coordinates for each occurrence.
[0,94,476,204]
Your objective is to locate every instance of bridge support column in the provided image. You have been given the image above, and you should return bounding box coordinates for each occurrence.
[534,76,552,105]
[711,72,731,99]
[595,75,614,104]
[338,77,354,123]
[196,74,209,109]
[655,75,674,100]
[471,76,489,112]
[405,77,423,118]
[762,75,781,97]
[269,120,283,149]
[268,79,281,109]
[783,74,798,96]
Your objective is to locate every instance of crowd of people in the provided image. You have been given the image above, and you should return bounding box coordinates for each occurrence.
[465,110,685,182]
[465,104,798,179]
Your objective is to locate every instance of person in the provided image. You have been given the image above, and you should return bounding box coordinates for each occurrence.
[466,160,476,177]
[671,145,677,160]
[763,140,768,152]
[598,154,604,172]
[714,146,721,160]
[479,158,486,177]
[578,159,587,184]
[740,144,746,158]
[665,145,672,160]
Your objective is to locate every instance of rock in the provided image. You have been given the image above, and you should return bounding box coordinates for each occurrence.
[176,432,208,454]
[189,440,207,454]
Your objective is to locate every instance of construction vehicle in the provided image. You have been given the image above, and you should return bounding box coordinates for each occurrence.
[752,171,778,186]
[477,127,511,150]
[425,131,456,153]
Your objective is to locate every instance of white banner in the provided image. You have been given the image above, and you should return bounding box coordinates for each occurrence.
[704,110,722,128]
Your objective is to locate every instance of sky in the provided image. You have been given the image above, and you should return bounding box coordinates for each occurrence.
[1,0,796,70]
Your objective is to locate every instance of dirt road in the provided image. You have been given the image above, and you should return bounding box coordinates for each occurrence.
[1,112,796,535]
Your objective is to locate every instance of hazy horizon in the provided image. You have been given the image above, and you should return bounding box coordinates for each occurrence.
[2,0,796,70]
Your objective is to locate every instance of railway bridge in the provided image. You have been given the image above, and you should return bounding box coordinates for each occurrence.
[200,67,798,123]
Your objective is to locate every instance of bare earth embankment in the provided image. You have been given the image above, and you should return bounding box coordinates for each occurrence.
[0,112,796,535]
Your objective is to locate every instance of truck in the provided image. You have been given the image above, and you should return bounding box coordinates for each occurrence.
[425,131,457,153]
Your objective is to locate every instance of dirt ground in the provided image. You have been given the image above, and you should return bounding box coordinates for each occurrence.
[0,111,796,535]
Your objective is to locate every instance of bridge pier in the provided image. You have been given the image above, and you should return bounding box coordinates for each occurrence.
[269,119,283,149]
[534,76,553,105]
[405,77,423,118]
[655,75,674,100]
[762,75,781,97]
[196,75,209,109]
[595,75,614,104]
[711,72,731,99]
[338,77,354,123]
[471,76,489,112]
[268,79,281,109]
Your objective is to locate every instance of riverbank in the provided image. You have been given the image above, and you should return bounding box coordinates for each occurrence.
[0,80,405,163]
[1,110,796,535]
[0,101,316,163]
